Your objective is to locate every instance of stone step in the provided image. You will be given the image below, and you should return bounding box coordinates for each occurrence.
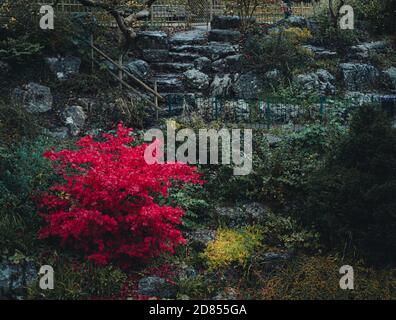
[151,62,194,73]
[208,29,241,43]
[170,44,210,56]
[169,52,201,63]
[150,73,185,92]
[169,29,207,46]
[171,42,238,60]
[136,31,168,50]
[142,49,169,63]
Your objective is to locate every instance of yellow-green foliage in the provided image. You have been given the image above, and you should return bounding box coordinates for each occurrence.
[270,27,312,45]
[261,255,396,300]
[284,27,313,44]
[201,227,262,270]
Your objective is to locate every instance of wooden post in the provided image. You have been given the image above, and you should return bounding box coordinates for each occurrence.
[118,28,123,90]
[90,34,94,73]
[154,80,159,121]
[209,0,213,30]
[119,53,123,89]
[301,2,304,18]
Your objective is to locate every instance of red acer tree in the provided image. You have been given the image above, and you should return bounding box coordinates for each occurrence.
[38,124,202,266]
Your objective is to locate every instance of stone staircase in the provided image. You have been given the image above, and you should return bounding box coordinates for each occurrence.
[132,17,244,116]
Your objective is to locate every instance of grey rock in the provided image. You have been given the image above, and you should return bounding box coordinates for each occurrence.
[261,252,291,262]
[170,29,207,45]
[232,72,264,99]
[211,15,245,29]
[274,15,318,35]
[263,133,283,147]
[351,41,389,58]
[44,127,69,140]
[136,31,168,49]
[124,59,150,79]
[187,229,216,250]
[176,264,197,279]
[142,49,169,62]
[294,69,336,96]
[169,52,201,63]
[183,69,210,90]
[242,202,271,221]
[210,74,233,97]
[212,54,243,72]
[63,105,87,136]
[151,62,193,73]
[0,262,36,297]
[383,67,396,90]
[340,63,380,91]
[152,74,184,92]
[12,82,53,113]
[138,276,177,298]
[45,56,81,80]
[302,45,337,59]
[344,91,396,107]
[265,69,283,83]
[208,29,241,43]
[216,202,270,227]
[283,15,308,28]
[207,42,238,60]
[171,44,210,56]
[194,56,212,72]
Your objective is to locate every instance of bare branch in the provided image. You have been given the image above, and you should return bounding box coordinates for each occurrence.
[75,0,157,42]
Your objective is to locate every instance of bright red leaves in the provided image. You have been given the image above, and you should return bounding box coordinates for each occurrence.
[38,124,202,266]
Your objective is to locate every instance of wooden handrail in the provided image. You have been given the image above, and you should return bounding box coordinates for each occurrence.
[90,44,163,100]
[92,57,160,110]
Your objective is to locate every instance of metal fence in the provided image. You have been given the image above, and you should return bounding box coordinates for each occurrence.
[29,0,319,28]
[150,0,224,27]
[162,95,396,128]
[225,2,317,24]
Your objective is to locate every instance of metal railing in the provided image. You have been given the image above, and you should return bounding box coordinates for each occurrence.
[162,95,396,128]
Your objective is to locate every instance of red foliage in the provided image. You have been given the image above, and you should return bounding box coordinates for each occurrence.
[38,124,202,266]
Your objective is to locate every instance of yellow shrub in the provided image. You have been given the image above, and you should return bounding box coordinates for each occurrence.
[201,227,262,270]
[283,27,313,44]
[261,255,396,300]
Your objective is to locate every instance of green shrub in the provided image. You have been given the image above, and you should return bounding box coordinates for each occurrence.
[27,255,128,300]
[197,121,346,206]
[244,28,313,77]
[312,9,360,52]
[166,184,211,230]
[261,212,320,253]
[251,124,344,205]
[303,105,396,264]
[0,99,41,142]
[0,137,59,255]
[1,0,86,58]
[0,36,43,62]
[351,0,396,35]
